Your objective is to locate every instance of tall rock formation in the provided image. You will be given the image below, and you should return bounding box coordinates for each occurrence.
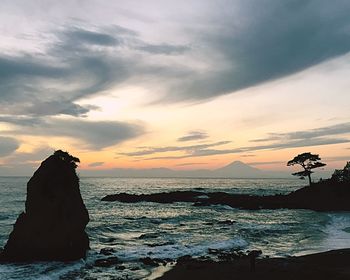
[0,150,89,262]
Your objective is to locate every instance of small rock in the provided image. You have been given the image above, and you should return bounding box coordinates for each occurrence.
[138,233,159,239]
[248,250,262,258]
[99,248,115,256]
[248,250,262,272]
[217,251,240,261]
[140,257,159,267]
[146,241,174,248]
[197,256,212,262]
[177,255,193,265]
[208,248,220,255]
[217,219,236,225]
[94,256,120,267]
[164,258,173,263]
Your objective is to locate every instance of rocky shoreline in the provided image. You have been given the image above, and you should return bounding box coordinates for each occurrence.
[84,247,350,280]
[156,248,350,280]
[102,180,350,211]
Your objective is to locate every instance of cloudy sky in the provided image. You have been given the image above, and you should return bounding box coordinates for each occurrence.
[1,0,350,175]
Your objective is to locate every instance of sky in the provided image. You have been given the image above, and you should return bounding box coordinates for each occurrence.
[0,0,350,176]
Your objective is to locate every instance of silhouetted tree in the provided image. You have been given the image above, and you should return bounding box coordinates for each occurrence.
[331,162,350,183]
[54,150,80,168]
[287,152,326,186]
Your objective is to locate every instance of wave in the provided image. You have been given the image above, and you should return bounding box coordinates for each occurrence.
[0,260,85,280]
[115,237,248,261]
[323,213,350,249]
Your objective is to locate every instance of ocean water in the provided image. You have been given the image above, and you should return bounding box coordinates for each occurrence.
[1,177,350,279]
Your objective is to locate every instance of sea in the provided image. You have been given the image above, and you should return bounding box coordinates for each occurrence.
[1,176,350,280]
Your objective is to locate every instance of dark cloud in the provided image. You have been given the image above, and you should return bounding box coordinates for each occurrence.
[164,0,350,101]
[1,2,350,110]
[323,156,350,162]
[245,156,350,168]
[0,24,191,118]
[25,101,100,117]
[176,162,207,166]
[240,154,256,157]
[245,137,350,152]
[140,123,350,160]
[251,122,350,142]
[0,52,125,117]
[41,119,144,149]
[88,162,105,167]
[177,131,208,142]
[0,147,54,175]
[137,43,190,55]
[282,122,350,140]
[0,137,20,157]
[2,117,144,149]
[63,28,119,46]
[248,161,285,166]
[0,56,64,80]
[250,136,281,143]
[0,115,43,126]
[2,147,53,165]
[146,137,350,160]
[119,140,231,156]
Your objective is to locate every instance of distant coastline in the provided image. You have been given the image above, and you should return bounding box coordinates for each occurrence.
[77,161,294,178]
[0,160,335,178]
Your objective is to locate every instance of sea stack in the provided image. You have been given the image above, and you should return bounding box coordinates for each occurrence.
[0,150,89,262]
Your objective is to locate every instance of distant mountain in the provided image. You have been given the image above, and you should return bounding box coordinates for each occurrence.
[214,160,265,178]
[80,160,291,178]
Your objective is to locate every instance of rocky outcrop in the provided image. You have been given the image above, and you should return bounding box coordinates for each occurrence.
[102,191,205,203]
[159,249,350,280]
[102,180,350,211]
[0,150,89,262]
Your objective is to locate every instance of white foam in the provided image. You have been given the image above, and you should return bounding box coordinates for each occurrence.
[0,260,85,280]
[34,260,85,280]
[322,213,350,250]
[145,263,174,280]
[196,195,209,199]
[116,237,248,261]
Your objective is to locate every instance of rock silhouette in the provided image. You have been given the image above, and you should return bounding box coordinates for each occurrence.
[0,150,89,262]
[102,179,350,211]
[159,249,350,280]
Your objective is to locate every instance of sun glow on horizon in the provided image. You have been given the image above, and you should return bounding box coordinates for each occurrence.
[1,1,350,176]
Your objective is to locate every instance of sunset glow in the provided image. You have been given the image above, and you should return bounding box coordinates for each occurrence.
[1,1,350,176]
